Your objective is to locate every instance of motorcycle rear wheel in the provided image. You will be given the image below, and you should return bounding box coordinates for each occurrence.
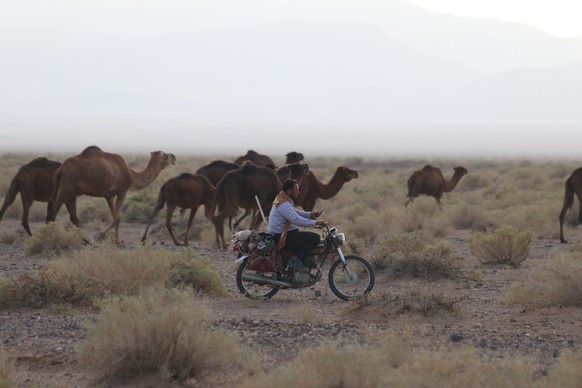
[236,260,280,299]
[328,255,375,301]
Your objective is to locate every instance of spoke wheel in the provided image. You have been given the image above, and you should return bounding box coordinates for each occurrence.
[328,255,375,301]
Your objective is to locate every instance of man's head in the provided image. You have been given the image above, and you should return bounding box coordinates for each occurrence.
[282,178,299,200]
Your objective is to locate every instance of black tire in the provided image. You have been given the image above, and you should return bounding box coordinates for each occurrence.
[236,260,280,299]
[328,255,375,301]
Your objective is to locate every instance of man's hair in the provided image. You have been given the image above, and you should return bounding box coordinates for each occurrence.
[282,178,298,192]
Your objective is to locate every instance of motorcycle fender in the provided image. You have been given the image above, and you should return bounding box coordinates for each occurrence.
[235,254,248,265]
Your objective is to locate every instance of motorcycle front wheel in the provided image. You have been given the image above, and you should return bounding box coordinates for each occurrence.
[236,260,280,299]
[328,255,375,301]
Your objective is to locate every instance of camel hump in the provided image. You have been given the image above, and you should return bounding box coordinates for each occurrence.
[81,145,103,155]
[175,172,196,180]
[27,157,61,169]
[422,165,433,171]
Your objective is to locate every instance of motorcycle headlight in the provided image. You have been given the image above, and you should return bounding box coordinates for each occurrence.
[333,233,345,246]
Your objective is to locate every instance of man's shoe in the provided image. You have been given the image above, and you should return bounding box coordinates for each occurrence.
[287,256,309,272]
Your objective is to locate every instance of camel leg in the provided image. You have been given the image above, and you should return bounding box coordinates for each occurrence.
[183,207,198,246]
[100,194,125,243]
[165,204,182,246]
[141,202,164,243]
[19,190,34,236]
[65,198,80,227]
[232,209,252,230]
[559,179,575,244]
[213,214,227,249]
[0,181,18,223]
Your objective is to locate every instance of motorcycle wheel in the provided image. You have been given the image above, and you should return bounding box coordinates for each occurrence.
[328,255,375,301]
[236,260,280,299]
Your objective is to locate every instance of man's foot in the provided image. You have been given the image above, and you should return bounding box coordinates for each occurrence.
[287,256,309,272]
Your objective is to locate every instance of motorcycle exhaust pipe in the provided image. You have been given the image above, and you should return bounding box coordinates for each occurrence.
[241,272,293,288]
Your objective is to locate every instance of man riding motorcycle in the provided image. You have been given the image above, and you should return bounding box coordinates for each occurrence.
[268,178,327,271]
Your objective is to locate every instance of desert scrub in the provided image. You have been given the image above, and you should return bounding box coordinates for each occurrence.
[123,188,157,222]
[370,232,463,279]
[469,226,532,267]
[404,283,468,316]
[0,347,14,388]
[0,244,226,308]
[80,287,249,383]
[243,339,540,388]
[23,222,86,256]
[503,247,582,308]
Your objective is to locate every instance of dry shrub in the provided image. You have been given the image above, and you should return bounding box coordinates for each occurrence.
[404,283,468,316]
[544,348,582,387]
[0,231,18,245]
[469,226,532,267]
[0,347,14,388]
[243,340,539,388]
[371,232,463,279]
[449,203,489,230]
[503,248,582,308]
[23,222,86,256]
[80,287,248,383]
[123,188,158,222]
[0,244,226,309]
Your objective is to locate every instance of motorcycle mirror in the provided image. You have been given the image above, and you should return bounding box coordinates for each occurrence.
[317,208,324,216]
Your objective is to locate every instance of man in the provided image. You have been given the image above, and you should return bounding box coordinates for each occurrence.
[268,178,327,271]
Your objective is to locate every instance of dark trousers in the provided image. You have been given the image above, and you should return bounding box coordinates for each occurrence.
[274,229,320,261]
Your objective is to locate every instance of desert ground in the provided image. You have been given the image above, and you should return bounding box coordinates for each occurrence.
[1,154,582,386]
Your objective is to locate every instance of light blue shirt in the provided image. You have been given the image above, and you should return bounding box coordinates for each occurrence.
[268,200,316,234]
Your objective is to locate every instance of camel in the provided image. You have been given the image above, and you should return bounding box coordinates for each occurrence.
[227,162,311,231]
[195,160,239,186]
[0,157,62,235]
[558,167,582,243]
[211,163,282,249]
[141,173,215,246]
[405,165,468,207]
[47,146,176,243]
[233,150,276,169]
[294,166,359,211]
[285,151,304,164]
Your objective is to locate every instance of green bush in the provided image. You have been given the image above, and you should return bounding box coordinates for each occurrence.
[123,189,157,222]
[469,226,532,267]
[23,222,86,257]
[80,288,248,383]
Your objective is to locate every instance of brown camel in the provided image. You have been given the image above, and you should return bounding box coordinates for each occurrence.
[0,157,62,235]
[195,160,239,186]
[228,162,311,231]
[285,151,304,164]
[212,163,282,249]
[559,167,582,243]
[141,173,215,246]
[405,165,468,207]
[233,150,276,169]
[47,146,176,243]
[295,166,359,211]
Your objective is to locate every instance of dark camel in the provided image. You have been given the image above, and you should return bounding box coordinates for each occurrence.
[405,165,468,207]
[233,150,276,169]
[141,173,215,246]
[228,162,311,231]
[195,160,239,186]
[295,166,359,211]
[559,167,582,243]
[47,146,176,243]
[0,157,62,235]
[212,163,282,249]
[285,151,304,164]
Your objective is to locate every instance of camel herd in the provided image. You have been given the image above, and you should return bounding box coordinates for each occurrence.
[1,147,582,245]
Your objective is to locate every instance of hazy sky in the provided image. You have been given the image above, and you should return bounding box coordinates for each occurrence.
[1,0,582,159]
[2,0,581,38]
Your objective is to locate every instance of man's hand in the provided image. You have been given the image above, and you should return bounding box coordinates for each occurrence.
[316,219,327,227]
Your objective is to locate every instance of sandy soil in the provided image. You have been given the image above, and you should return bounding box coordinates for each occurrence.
[1,219,582,387]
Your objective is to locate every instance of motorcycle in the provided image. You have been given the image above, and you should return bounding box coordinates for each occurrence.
[232,223,375,301]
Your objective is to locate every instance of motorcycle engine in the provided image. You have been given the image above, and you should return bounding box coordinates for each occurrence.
[292,271,311,285]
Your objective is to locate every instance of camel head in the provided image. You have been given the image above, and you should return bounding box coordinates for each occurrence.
[453,166,468,177]
[285,151,304,164]
[338,166,359,182]
[151,151,176,168]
